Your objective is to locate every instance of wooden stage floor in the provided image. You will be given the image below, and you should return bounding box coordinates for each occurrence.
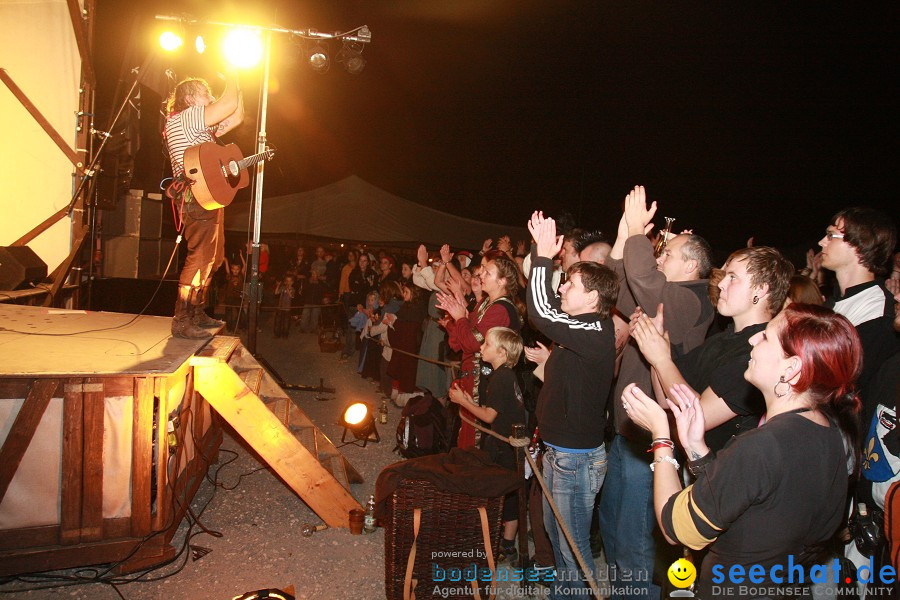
[0,304,214,376]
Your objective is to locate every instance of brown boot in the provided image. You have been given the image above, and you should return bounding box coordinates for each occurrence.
[172,287,213,339]
[191,286,224,329]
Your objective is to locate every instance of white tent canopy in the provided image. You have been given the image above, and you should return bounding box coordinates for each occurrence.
[223,175,528,250]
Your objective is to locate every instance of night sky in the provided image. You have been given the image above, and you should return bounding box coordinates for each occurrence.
[94,1,898,257]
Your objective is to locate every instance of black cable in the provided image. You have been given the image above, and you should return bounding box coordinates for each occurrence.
[0,388,277,593]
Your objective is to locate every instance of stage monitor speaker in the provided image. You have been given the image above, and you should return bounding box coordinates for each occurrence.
[0,246,48,291]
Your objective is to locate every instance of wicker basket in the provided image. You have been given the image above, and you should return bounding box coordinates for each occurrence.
[384,479,504,600]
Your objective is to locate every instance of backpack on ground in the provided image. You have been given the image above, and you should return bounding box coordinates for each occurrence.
[395,392,450,459]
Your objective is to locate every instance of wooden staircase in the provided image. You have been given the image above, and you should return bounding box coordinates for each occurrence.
[191,337,363,528]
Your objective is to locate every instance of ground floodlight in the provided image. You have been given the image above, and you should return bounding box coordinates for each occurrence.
[337,41,366,75]
[159,31,183,52]
[223,28,263,68]
[339,402,379,447]
[308,41,330,73]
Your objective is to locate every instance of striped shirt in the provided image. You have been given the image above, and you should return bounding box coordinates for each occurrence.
[164,105,215,177]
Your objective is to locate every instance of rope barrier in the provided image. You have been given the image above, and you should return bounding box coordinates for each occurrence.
[216,301,342,312]
[362,334,461,372]
[458,414,602,600]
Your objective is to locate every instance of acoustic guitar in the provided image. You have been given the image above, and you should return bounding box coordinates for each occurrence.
[182,142,275,210]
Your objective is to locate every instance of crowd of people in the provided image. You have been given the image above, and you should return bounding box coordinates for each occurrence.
[214,187,900,598]
[162,74,899,600]
[206,191,897,600]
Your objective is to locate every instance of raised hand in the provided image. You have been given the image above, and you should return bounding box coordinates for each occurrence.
[417,244,428,267]
[527,211,564,259]
[523,341,551,366]
[623,185,658,237]
[440,244,454,264]
[666,383,708,459]
[481,239,493,254]
[621,383,669,439]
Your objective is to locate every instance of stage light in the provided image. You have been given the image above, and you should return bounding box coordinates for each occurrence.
[159,31,183,52]
[339,402,380,447]
[223,28,263,68]
[308,41,330,73]
[337,41,366,75]
[195,35,206,54]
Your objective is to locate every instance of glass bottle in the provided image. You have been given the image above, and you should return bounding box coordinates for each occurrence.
[364,495,377,533]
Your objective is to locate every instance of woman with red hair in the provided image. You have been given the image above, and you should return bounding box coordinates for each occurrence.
[624,304,862,599]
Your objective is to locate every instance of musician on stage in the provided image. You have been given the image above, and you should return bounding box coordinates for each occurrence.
[163,71,244,338]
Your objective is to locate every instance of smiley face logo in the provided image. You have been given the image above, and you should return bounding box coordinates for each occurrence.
[667,558,697,589]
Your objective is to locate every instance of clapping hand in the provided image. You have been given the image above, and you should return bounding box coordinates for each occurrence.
[440,244,454,264]
[621,383,669,439]
[623,185,658,237]
[523,341,551,366]
[629,303,665,336]
[631,312,671,367]
[448,382,472,406]
[527,211,564,260]
[667,383,708,459]
[436,291,467,320]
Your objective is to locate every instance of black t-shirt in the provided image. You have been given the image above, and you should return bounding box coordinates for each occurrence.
[675,322,767,452]
[481,366,526,471]
[662,413,848,600]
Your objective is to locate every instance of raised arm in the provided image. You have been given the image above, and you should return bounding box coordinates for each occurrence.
[204,70,243,134]
[633,313,740,430]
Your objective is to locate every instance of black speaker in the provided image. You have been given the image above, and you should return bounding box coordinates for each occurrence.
[103,190,163,238]
[0,246,48,290]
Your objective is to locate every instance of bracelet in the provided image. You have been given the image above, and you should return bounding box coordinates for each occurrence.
[650,455,680,472]
[647,438,675,453]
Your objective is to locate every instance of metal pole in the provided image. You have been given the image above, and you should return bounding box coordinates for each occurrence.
[246,31,271,354]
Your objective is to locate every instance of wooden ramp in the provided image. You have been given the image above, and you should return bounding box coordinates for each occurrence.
[191,338,363,528]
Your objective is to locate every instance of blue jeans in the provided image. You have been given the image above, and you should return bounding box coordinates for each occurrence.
[543,444,607,600]
[597,435,660,600]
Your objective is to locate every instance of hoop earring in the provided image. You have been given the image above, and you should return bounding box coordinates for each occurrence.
[752,296,760,305]
[774,375,790,398]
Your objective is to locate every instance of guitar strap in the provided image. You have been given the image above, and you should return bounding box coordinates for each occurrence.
[164,174,192,233]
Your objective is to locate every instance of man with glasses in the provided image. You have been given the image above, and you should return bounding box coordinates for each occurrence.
[819,207,898,424]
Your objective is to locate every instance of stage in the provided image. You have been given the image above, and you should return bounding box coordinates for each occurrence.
[0,304,361,580]
[0,314,406,599]
[0,303,206,376]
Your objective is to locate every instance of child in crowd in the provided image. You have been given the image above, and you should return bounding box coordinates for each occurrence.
[273,274,296,338]
[449,326,526,563]
[300,270,325,333]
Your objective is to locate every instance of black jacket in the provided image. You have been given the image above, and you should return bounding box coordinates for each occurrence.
[527,256,615,449]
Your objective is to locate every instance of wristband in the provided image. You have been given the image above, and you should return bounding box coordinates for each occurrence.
[650,455,679,472]
[647,438,675,452]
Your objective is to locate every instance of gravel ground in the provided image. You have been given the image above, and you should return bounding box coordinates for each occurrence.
[0,323,562,600]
